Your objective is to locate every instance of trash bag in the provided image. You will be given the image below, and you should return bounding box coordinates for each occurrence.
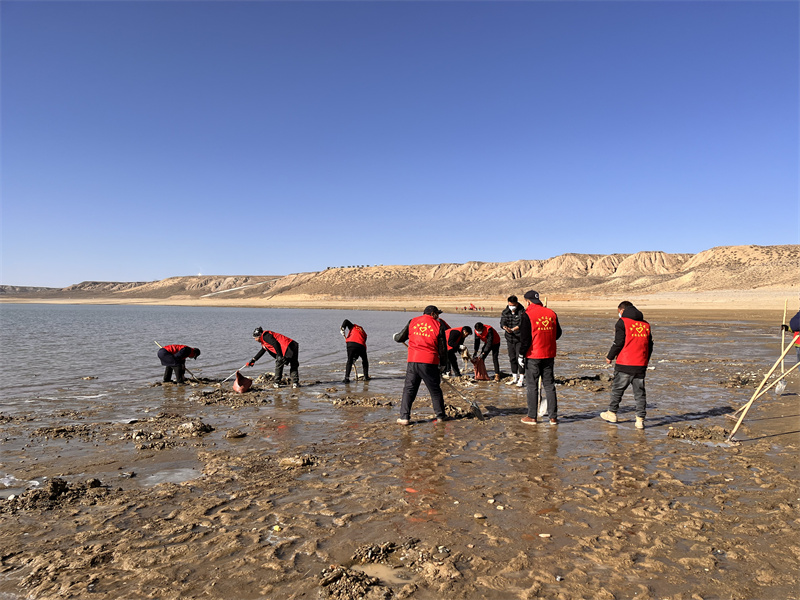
[232,370,252,393]
[473,357,490,381]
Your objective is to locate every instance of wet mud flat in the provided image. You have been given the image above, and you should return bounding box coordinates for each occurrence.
[1,314,799,600]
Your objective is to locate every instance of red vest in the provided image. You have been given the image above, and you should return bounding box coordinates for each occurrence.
[345,324,367,346]
[164,344,187,355]
[445,328,466,351]
[476,326,500,346]
[524,304,558,359]
[259,330,293,356]
[408,315,442,364]
[616,317,651,367]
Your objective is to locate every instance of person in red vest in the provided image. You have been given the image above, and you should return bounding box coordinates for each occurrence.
[473,322,502,381]
[392,305,449,425]
[445,326,472,377]
[340,319,370,383]
[157,345,200,384]
[519,290,562,425]
[247,327,300,388]
[601,301,653,429]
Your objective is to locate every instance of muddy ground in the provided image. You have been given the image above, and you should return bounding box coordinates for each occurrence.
[1,314,799,600]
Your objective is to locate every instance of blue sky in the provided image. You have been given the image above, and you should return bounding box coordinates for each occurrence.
[1,1,798,287]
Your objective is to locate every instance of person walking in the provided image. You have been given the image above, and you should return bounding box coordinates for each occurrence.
[157,344,200,384]
[340,319,370,383]
[473,322,502,381]
[393,305,449,424]
[444,326,472,377]
[500,295,526,386]
[247,327,300,388]
[600,301,654,430]
[519,290,562,425]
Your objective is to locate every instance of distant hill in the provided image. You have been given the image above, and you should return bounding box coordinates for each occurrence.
[1,245,797,304]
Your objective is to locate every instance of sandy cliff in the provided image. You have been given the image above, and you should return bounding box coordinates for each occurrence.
[2,245,797,309]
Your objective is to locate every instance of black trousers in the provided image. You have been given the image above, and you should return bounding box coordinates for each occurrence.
[274,341,300,385]
[158,348,185,383]
[447,349,462,376]
[506,337,523,374]
[345,342,369,378]
[400,362,446,420]
[525,358,557,420]
[480,343,501,376]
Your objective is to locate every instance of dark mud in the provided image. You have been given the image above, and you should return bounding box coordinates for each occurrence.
[1,314,799,600]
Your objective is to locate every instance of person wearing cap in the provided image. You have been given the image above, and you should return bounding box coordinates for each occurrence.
[601,301,654,430]
[157,344,200,384]
[392,305,449,425]
[340,319,370,383]
[500,295,526,386]
[473,322,502,381]
[247,327,300,388]
[519,290,562,425]
[444,326,473,377]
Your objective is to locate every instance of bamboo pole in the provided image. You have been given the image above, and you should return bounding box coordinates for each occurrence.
[729,360,800,417]
[781,299,788,374]
[727,333,799,442]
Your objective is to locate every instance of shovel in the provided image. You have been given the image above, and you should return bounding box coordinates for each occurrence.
[442,378,485,420]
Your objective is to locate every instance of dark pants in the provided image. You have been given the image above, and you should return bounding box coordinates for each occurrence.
[158,348,186,383]
[447,349,461,376]
[609,371,647,418]
[480,343,501,376]
[525,358,557,420]
[400,362,446,420]
[506,338,523,374]
[274,341,300,385]
[345,342,369,378]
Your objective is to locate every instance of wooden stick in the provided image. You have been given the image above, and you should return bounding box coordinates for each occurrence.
[727,333,799,441]
[781,299,788,374]
[729,360,800,417]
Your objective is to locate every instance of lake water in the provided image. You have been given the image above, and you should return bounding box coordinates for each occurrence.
[1,303,779,416]
[0,304,494,413]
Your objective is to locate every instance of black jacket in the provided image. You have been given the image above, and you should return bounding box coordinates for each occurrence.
[790,310,800,334]
[499,304,525,341]
[607,305,653,376]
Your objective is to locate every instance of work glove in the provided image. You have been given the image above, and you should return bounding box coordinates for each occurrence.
[246,360,255,367]
[782,324,790,332]
[458,345,466,351]
[340,328,347,338]
[481,353,488,361]
[518,356,525,370]
[392,332,403,343]
[439,363,448,375]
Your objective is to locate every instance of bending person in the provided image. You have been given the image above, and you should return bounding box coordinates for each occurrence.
[247,327,300,388]
[158,344,200,384]
[341,319,370,383]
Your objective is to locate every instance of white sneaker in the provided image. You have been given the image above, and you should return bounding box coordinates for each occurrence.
[635,416,645,429]
[516,375,525,387]
[506,374,517,385]
[600,411,618,423]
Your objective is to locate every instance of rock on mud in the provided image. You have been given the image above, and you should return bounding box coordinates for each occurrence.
[668,425,730,441]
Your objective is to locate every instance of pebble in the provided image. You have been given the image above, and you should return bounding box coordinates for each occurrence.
[539,533,551,538]
[496,505,505,510]
[487,498,495,504]
[473,513,486,519]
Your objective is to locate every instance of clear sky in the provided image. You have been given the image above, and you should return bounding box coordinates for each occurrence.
[1,1,798,287]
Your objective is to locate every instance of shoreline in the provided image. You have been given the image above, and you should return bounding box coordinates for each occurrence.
[1,288,794,317]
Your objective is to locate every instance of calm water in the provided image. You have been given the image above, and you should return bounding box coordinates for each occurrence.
[0,304,490,412]
[1,303,780,414]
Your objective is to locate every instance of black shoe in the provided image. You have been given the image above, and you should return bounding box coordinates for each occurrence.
[363,376,371,381]
[432,416,451,424]
[342,378,350,383]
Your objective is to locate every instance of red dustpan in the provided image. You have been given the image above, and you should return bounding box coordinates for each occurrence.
[232,371,252,393]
